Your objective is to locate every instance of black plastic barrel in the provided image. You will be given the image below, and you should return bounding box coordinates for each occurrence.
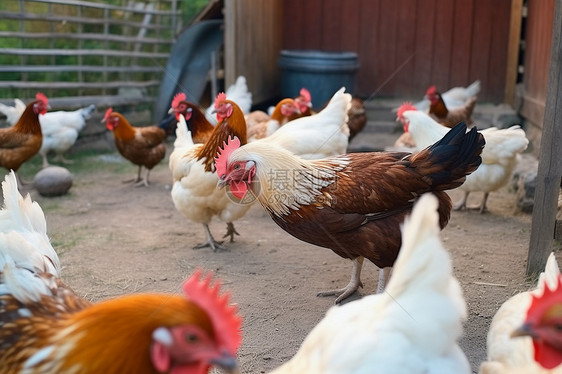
[278,50,359,109]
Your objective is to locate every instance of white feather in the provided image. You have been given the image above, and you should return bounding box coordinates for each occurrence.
[413,80,481,112]
[402,110,528,195]
[0,171,60,303]
[270,194,469,373]
[259,87,351,159]
[479,253,562,374]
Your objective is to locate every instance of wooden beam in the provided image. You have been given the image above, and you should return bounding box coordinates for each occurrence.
[527,0,562,276]
[505,0,524,105]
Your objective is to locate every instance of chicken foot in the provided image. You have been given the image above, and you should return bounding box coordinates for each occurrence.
[317,257,364,304]
[222,222,240,242]
[194,223,228,252]
[122,165,143,185]
[453,191,489,213]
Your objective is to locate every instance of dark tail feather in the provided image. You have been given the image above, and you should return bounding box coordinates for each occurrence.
[411,121,485,190]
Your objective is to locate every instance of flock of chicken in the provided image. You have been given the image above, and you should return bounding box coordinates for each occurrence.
[0,78,559,374]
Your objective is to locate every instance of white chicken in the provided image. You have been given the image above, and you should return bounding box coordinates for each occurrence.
[169,112,253,252]
[269,193,470,374]
[479,253,562,374]
[413,80,481,112]
[0,171,60,282]
[205,75,252,125]
[0,99,26,126]
[256,87,350,159]
[38,105,96,167]
[0,100,95,168]
[397,106,528,213]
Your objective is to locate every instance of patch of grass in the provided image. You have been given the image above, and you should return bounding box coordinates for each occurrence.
[17,148,134,180]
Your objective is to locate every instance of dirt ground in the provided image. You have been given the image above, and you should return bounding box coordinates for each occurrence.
[13,139,546,374]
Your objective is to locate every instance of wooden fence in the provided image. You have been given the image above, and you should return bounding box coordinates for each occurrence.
[0,0,182,108]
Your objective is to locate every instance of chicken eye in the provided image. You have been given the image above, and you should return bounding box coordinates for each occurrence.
[234,164,240,170]
[554,324,562,331]
[185,333,199,343]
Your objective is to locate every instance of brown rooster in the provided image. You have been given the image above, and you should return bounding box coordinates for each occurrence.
[0,171,241,374]
[103,108,167,187]
[0,92,48,182]
[169,93,215,144]
[426,86,477,128]
[347,97,367,141]
[216,122,484,303]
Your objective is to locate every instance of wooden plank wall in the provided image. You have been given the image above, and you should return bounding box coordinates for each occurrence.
[520,0,555,128]
[224,0,282,104]
[282,0,513,103]
[0,0,180,108]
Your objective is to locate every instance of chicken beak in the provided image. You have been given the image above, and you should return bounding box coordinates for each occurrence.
[167,107,175,115]
[511,322,536,338]
[217,175,228,189]
[209,351,238,373]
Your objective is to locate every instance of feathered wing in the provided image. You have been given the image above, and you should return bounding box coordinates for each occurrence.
[270,194,469,374]
[205,76,252,125]
[0,99,26,125]
[0,171,60,303]
[262,87,351,159]
[479,253,562,374]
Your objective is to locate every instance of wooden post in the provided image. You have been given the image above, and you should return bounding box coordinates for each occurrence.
[527,0,562,276]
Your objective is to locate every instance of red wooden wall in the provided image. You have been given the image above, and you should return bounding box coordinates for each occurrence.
[282,0,513,103]
[520,0,555,127]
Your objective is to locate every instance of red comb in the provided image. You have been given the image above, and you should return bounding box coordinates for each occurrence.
[426,86,437,95]
[172,93,186,110]
[526,275,562,323]
[35,92,48,106]
[397,102,417,118]
[182,270,242,356]
[214,92,227,109]
[104,107,113,122]
[299,88,311,103]
[214,136,241,178]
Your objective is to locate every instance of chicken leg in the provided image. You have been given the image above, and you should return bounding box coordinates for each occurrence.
[194,223,228,252]
[376,267,392,293]
[222,222,240,242]
[133,168,152,188]
[122,165,143,185]
[317,257,364,304]
[453,191,489,213]
[452,191,470,211]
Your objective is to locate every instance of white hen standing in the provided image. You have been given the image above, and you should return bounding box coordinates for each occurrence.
[256,87,350,159]
[398,106,529,213]
[269,193,470,374]
[479,253,562,374]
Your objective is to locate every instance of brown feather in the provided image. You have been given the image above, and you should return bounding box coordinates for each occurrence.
[251,123,484,269]
[0,100,43,171]
[182,102,215,144]
[110,112,166,170]
[197,100,247,172]
[429,93,477,128]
